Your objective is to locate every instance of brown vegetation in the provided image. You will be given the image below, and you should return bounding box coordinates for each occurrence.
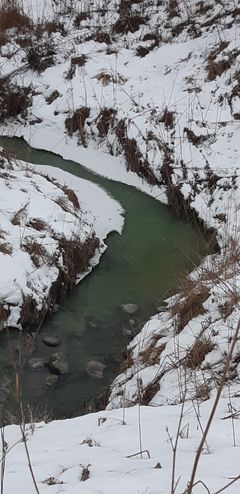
[184,339,214,369]
[65,107,90,146]
[0,82,31,123]
[171,285,210,333]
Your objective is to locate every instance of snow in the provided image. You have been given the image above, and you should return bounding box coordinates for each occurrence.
[1,393,240,493]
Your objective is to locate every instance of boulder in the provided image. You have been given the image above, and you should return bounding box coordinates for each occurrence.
[121,303,139,315]
[47,352,69,375]
[86,360,105,379]
[42,335,61,347]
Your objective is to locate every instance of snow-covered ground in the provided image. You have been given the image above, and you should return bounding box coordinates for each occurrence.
[2,393,240,494]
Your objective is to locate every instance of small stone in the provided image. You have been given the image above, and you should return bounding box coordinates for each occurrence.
[86,360,105,379]
[29,357,45,370]
[121,303,139,315]
[47,352,69,375]
[42,335,61,347]
[46,375,59,387]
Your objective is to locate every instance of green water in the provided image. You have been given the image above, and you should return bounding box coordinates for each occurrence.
[0,136,211,419]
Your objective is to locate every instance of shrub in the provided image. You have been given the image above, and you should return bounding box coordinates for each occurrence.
[26,40,55,73]
[0,82,31,123]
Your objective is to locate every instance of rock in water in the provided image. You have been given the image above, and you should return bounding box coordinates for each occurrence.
[46,375,59,387]
[121,303,139,315]
[86,360,105,379]
[28,357,45,370]
[47,352,69,375]
[42,335,61,347]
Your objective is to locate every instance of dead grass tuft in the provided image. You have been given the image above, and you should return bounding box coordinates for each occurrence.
[185,339,215,369]
[0,4,31,31]
[116,119,159,186]
[140,333,166,366]
[65,107,90,146]
[97,108,116,137]
[140,377,160,405]
[23,240,49,267]
[62,186,80,210]
[171,284,210,333]
[66,55,88,79]
[0,242,13,255]
[26,40,55,73]
[27,218,48,231]
[80,464,90,482]
[0,82,31,123]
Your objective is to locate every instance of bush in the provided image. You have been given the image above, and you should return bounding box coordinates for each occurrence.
[0,82,31,123]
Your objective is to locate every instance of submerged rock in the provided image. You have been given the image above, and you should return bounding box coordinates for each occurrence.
[28,357,45,370]
[121,303,139,315]
[46,374,59,387]
[47,352,69,375]
[86,360,105,379]
[42,335,61,347]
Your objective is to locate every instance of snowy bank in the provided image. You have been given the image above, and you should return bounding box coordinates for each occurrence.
[0,152,123,330]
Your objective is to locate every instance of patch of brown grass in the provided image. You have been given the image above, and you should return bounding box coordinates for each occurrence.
[0,241,12,255]
[140,333,166,366]
[140,377,160,405]
[23,240,49,267]
[65,107,90,146]
[185,339,214,369]
[171,284,210,333]
[62,186,80,210]
[0,82,31,123]
[27,218,48,231]
[97,108,116,137]
[0,5,31,31]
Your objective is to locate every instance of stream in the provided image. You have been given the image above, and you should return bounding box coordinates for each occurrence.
[0,136,212,420]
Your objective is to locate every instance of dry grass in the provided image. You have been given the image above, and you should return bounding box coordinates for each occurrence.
[65,107,90,146]
[0,82,31,123]
[27,218,48,231]
[171,284,210,333]
[62,186,80,210]
[94,71,126,86]
[0,242,12,255]
[184,339,215,369]
[97,108,116,137]
[23,240,49,268]
[80,465,90,482]
[140,378,160,405]
[0,4,31,32]
[140,333,166,366]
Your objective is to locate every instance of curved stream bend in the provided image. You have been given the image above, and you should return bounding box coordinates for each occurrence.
[0,136,211,419]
